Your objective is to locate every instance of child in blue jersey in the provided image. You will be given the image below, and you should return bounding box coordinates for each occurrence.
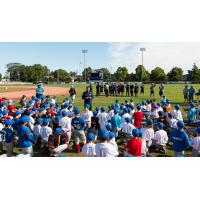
[111,109,122,137]
[0,119,14,157]
[71,109,86,153]
[17,116,34,157]
[171,120,191,156]
[187,102,197,125]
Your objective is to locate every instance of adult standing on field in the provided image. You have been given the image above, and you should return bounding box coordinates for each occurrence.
[159,83,164,98]
[69,85,76,103]
[82,86,94,110]
[183,85,189,102]
[150,83,156,98]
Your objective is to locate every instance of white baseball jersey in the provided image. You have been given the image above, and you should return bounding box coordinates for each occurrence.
[51,99,56,104]
[191,136,200,150]
[122,123,135,137]
[33,124,41,136]
[82,143,96,157]
[142,128,154,142]
[95,142,119,157]
[154,130,168,146]
[108,139,118,151]
[141,139,148,156]
[168,118,177,128]
[98,112,109,130]
[146,104,152,112]
[59,116,72,132]
[29,116,35,131]
[121,113,131,124]
[40,126,52,142]
[108,110,114,121]
[171,110,183,121]
[81,111,93,122]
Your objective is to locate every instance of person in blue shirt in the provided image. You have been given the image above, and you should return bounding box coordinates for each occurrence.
[17,116,34,157]
[187,102,197,125]
[82,86,93,110]
[71,109,86,153]
[0,119,14,157]
[36,81,44,99]
[111,109,122,137]
[188,85,196,102]
[171,120,191,156]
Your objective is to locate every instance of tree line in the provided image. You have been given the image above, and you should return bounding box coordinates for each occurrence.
[1,62,200,83]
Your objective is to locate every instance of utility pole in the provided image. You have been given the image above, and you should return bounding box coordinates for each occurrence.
[139,48,146,82]
[82,49,88,83]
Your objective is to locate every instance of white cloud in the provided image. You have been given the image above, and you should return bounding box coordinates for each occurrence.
[107,42,200,73]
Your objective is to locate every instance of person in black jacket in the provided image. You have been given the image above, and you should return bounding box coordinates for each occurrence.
[82,86,94,110]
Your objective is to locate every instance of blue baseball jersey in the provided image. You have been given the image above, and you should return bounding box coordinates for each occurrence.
[111,115,122,128]
[12,118,21,131]
[171,129,191,152]
[187,108,197,121]
[71,117,86,130]
[1,128,14,143]
[17,125,34,148]
[36,87,44,94]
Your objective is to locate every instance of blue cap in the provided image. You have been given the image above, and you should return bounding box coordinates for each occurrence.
[157,103,161,107]
[147,119,153,126]
[62,110,68,115]
[99,129,109,139]
[123,108,128,113]
[74,109,80,114]
[85,104,90,109]
[55,103,60,107]
[50,103,55,107]
[37,118,43,124]
[14,110,21,116]
[93,111,97,116]
[125,117,131,123]
[101,106,106,112]
[106,123,112,131]
[95,107,100,112]
[132,128,139,137]
[1,102,7,106]
[2,110,8,115]
[64,103,69,108]
[87,133,95,140]
[32,107,37,111]
[26,110,33,115]
[20,116,30,123]
[177,120,185,129]
[55,128,62,135]
[43,118,50,124]
[136,105,141,110]
[157,122,164,129]
[158,111,163,116]
[109,132,115,139]
[4,119,14,125]
[130,99,134,102]
[53,96,57,99]
[40,107,45,111]
[114,109,119,114]
[26,103,31,108]
[174,104,180,110]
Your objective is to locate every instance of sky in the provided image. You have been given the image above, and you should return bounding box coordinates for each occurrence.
[0,42,200,76]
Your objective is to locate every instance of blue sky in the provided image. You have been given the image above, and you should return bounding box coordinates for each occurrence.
[0,42,200,76]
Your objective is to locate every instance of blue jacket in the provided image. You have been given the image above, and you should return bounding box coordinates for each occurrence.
[171,129,191,152]
[71,117,86,130]
[17,125,33,148]
[1,128,14,143]
[111,115,122,128]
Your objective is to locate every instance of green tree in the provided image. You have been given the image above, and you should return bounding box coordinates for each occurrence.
[135,65,149,81]
[0,73,2,81]
[96,68,111,81]
[114,66,128,81]
[150,67,166,81]
[167,67,183,81]
[53,69,72,83]
[187,63,200,82]
[82,67,92,81]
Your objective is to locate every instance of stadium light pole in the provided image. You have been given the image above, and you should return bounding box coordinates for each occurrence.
[82,49,88,83]
[140,47,146,82]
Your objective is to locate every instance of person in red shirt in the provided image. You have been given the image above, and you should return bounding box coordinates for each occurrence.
[7,100,16,116]
[49,103,57,117]
[132,105,144,128]
[125,128,142,157]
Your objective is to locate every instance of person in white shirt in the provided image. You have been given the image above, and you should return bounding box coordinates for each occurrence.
[95,130,119,157]
[59,110,72,143]
[81,133,96,157]
[108,132,118,151]
[150,106,159,119]
[142,119,154,148]
[171,104,183,121]
[40,118,53,145]
[81,104,93,128]
[121,117,135,139]
[51,96,57,104]
[33,118,43,143]
[108,105,115,121]
[191,127,200,157]
[121,108,131,125]
[167,113,177,129]
[98,107,109,130]
[153,122,168,153]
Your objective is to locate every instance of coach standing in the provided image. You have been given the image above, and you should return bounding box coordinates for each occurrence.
[82,86,94,110]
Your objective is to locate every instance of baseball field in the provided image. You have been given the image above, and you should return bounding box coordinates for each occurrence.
[0,83,199,157]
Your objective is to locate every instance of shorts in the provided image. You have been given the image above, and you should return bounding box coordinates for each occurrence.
[73,130,86,144]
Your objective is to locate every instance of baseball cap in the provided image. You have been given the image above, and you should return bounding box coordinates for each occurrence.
[14,110,21,116]
[43,118,50,125]
[62,110,68,116]
[53,96,57,99]
[101,106,106,112]
[132,128,139,137]
[74,109,80,115]
[85,104,90,109]
[2,110,8,115]
[87,133,95,141]
[37,118,43,124]
[109,132,115,139]
[20,116,30,123]
[174,104,180,110]
[114,109,119,114]
[147,119,153,126]
[123,108,128,113]
[158,111,163,116]
[177,120,185,129]
[4,119,14,125]
[95,107,100,112]
[125,117,131,123]
[136,105,141,111]
[157,122,164,129]
[106,123,112,131]
[93,111,97,116]
[26,103,31,108]
[99,129,109,139]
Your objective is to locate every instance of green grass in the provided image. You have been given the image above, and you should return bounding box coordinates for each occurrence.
[2,83,200,157]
